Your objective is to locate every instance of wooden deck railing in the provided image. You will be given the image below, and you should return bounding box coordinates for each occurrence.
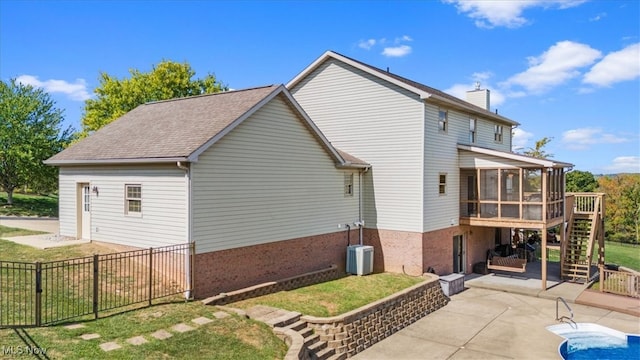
[599,266,640,298]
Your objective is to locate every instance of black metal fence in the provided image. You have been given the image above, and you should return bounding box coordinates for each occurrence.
[0,243,194,328]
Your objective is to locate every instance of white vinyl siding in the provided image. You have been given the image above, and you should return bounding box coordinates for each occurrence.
[290,59,424,232]
[191,95,359,253]
[423,103,461,231]
[58,165,187,248]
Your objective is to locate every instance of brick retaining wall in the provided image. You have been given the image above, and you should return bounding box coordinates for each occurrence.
[301,273,448,357]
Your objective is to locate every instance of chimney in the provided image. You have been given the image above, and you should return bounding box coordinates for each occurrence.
[466,82,490,111]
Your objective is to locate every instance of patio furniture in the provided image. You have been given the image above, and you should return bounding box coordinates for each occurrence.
[487,253,527,273]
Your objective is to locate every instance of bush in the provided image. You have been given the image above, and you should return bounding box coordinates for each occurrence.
[607,232,638,245]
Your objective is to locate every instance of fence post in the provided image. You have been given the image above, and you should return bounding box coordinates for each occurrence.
[189,243,195,299]
[148,247,153,306]
[93,254,99,319]
[599,265,604,293]
[35,262,42,327]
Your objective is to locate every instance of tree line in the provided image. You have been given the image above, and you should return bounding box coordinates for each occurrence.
[582,172,639,244]
[1,61,226,204]
[568,170,639,244]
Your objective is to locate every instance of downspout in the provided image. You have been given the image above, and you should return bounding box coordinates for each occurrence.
[357,167,369,245]
[177,161,193,299]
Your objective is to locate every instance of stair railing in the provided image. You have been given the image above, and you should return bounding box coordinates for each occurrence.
[562,194,576,278]
[556,297,577,329]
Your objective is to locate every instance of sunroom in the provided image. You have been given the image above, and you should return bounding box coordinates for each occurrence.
[457,144,575,289]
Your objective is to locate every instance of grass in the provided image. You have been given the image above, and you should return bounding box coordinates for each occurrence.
[0,225,45,239]
[602,241,640,271]
[535,241,639,271]
[0,240,286,359]
[0,301,287,359]
[231,273,424,317]
[0,192,58,217]
[0,237,114,262]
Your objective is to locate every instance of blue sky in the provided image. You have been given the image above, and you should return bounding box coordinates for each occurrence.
[1,0,638,174]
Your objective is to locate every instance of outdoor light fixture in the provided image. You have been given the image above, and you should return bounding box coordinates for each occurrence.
[92,186,99,196]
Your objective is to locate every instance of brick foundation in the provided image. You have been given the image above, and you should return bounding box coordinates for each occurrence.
[363,229,423,276]
[194,226,511,299]
[193,230,357,299]
[364,226,509,276]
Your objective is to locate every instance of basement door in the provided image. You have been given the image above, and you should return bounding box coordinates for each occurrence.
[79,183,91,239]
[453,235,466,273]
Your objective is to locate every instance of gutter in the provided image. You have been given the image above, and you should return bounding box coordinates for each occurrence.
[44,157,190,166]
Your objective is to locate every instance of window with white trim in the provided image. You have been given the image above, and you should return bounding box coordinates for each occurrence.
[438,109,448,133]
[469,117,477,143]
[439,173,447,195]
[125,184,142,215]
[344,173,354,197]
[494,124,503,143]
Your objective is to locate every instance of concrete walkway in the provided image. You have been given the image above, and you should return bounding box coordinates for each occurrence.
[353,287,640,360]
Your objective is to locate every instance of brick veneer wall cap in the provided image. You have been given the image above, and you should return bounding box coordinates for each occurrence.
[300,273,441,324]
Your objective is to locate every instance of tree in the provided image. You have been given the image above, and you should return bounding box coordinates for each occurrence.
[0,79,73,204]
[566,170,598,192]
[80,60,226,137]
[523,137,553,159]
[598,174,640,244]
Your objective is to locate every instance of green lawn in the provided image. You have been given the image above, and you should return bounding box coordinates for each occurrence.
[602,241,640,271]
[230,273,425,317]
[0,240,287,359]
[0,236,114,261]
[0,301,287,359]
[0,225,45,239]
[536,241,638,271]
[0,192,58,217]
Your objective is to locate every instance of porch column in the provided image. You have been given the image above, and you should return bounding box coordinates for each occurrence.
[541,168,548,290]
[541,227,547,290]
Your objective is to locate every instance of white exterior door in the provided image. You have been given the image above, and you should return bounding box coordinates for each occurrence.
[81,184,91,239]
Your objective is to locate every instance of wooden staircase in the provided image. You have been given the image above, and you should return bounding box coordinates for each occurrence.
[561,194,605,283]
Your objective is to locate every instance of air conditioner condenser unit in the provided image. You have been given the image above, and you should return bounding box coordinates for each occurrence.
[346,245,374,275]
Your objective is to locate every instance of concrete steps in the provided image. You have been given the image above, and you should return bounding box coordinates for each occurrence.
[246,305,333,360]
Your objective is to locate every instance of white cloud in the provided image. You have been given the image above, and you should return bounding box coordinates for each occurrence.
[512,127,534,152]
[604,156,640,173]
[589,12,606,22]
[360,35,413,57]
[583,43,640,87]
[504,41,601,93]
[561,127,630,150]
[443,0,586,29]
[16,75,91,101]
[358,39,376,50]
[382,45,412,57]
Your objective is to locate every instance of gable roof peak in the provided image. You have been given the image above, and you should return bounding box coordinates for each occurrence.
[288,51,518,126]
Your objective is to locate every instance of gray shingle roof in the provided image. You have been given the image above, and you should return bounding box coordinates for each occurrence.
[47,85,280,163]
[288,51,519,126]
[46,84,369,169]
